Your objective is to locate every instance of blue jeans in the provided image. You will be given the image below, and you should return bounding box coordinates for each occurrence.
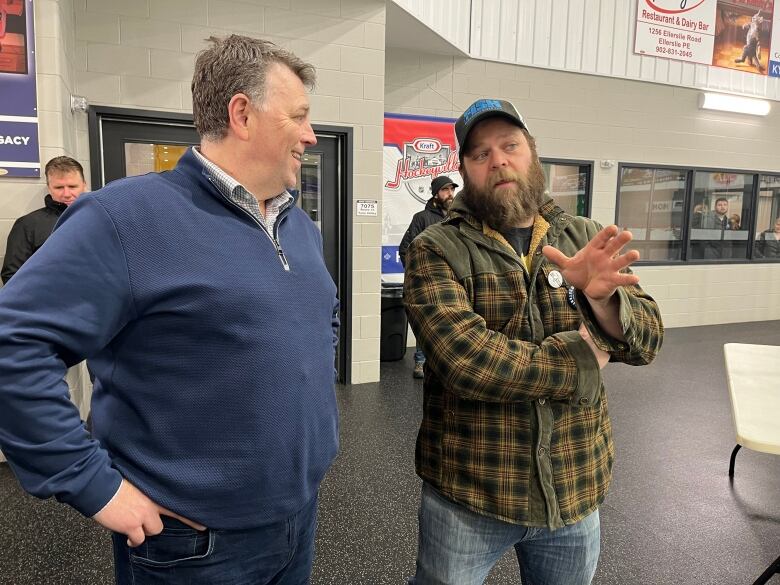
[112,494,318,585]
[414,345,425,365]
[412,483,600,585]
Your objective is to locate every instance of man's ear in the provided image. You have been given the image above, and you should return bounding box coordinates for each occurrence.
[226,93,252,141]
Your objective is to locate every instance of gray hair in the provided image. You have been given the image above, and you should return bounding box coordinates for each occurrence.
[191,35,316,141]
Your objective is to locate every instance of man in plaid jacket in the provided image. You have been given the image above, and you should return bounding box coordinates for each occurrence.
[404,99,663,585]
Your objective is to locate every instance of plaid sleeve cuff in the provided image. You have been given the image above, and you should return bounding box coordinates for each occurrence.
[574,287,639,359]
[553,330,602,406]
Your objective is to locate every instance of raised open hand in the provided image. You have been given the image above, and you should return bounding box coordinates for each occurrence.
[542,225,640,303]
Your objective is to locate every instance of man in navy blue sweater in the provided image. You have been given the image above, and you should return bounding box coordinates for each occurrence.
[0,35,339,584]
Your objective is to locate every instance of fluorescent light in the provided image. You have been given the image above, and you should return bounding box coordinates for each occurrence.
[699,92,771,116]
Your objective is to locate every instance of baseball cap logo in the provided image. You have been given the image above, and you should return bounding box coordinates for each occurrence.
[462,99,504,123]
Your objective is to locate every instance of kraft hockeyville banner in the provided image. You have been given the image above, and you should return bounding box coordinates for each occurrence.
[382,114,459,276]
[0,0,40,178]
[635,0,780,78]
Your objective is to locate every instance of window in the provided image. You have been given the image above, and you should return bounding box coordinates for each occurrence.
[754,175,780,260]
[617,164,778,264]
[541,160,591,217]
[688,172,753,261]
[616,167,686,261]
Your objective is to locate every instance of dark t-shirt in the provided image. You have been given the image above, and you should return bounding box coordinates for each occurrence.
[501,226,534,257]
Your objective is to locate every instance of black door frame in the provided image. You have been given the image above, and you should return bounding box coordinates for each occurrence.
[87,105,354,383]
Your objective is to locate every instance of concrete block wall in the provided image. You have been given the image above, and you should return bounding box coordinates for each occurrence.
[385,47,780,328]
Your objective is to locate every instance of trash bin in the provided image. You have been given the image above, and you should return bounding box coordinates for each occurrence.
[380,282,408,361]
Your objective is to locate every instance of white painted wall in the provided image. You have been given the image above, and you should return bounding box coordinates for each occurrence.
[386,47,780,329]
[392,0,471,54]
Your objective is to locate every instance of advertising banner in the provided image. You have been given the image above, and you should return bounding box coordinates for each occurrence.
[635,0,779,78]
[635,0,718,65]
[0,0,40,177]
[382,114,459,276]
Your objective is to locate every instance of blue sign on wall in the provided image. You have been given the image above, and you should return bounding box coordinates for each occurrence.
[0,0,40,178]
[382,246,403,274]
[770,61,780,79]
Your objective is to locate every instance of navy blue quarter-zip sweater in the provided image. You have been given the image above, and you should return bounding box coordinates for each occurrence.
[0,149,340,529]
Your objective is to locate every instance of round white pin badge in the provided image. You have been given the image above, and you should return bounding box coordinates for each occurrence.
[547,270,563,289]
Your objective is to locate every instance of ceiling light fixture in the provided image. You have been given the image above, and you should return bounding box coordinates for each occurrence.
[698,92,771,116]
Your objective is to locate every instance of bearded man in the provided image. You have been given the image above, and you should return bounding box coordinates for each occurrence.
[403,99,664,585]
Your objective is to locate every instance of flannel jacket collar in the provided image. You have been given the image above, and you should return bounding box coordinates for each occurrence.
[443,194,570,269]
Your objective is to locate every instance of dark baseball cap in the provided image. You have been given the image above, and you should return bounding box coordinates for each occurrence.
[430,175,458,194]
[455,99,529,160]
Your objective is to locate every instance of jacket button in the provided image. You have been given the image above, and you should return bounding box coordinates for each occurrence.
[579,397,589,405]
[538,447,546,456]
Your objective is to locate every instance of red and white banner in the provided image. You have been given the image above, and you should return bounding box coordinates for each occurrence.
[635,0,718,65]
[382,114,459,275]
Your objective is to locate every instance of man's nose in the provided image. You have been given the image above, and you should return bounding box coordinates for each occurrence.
[489,150,508,169]
[302,122,317,147]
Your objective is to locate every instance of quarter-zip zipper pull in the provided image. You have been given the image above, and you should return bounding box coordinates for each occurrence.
[276,242,290,271]
[210,183,292,271]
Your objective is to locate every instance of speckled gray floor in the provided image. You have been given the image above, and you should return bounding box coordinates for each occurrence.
[1,321,778,584]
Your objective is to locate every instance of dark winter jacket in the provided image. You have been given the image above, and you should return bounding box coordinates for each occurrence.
[398,198,447,267]
[757,230,780,258]
[1,195,67,284]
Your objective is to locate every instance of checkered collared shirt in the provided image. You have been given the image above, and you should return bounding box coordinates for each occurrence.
[192,147,292,234]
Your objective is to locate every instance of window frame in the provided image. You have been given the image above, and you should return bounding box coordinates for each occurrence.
[540,157,594,219]
[615,162,780,266]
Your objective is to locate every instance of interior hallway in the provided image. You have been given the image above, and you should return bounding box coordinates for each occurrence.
[0,321,778,584]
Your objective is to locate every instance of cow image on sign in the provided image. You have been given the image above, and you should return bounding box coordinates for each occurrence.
[735,11,766,73]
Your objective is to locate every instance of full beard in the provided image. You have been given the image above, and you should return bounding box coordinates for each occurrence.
[460,158,546,232]
[435,196,453,211]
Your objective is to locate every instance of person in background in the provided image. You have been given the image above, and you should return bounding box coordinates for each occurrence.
[699,197,731,230]
[404,98,663,585]
[1,156,87,284]
[399,175,458,378]
[0,35,339,585]
[757,216,780,258]
[694,197,735,259]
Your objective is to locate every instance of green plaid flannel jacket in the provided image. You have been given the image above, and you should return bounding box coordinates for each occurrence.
[403,196,663,529]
